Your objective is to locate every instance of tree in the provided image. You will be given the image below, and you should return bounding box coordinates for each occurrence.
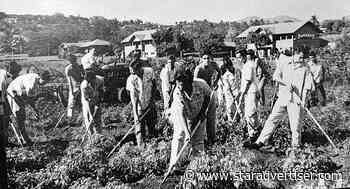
[246,28,273,49]
[310,15,320,28]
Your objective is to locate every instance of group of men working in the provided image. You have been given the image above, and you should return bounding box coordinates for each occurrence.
[0,45,327,174]
[158,47,326,165]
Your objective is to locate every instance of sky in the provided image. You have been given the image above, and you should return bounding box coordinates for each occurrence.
[1,0,349,24]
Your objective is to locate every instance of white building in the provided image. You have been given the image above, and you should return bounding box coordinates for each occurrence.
[121,29,157,59]
[236,21,327,56]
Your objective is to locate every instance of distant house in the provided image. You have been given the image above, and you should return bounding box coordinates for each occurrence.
[58,42,85,58]
[236,21,328,56]
[121,29,157,59]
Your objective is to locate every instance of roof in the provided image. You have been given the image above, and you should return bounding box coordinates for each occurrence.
[80,39,111,47]
[60,42,85,48]
[237,21,320,38]
[121,29,157,43]
[60,39,111,48]
[223,41,236,47]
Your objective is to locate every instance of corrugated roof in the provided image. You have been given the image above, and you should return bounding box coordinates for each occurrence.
[237,21,316,38]
[223,41,236,47]
[121,29,157,43]
[80,39,111,47]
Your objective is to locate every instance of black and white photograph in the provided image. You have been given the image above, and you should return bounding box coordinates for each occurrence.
[0,0,350,188]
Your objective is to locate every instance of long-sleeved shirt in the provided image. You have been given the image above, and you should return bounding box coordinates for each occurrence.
[240,60,258,94]
[273,60,314,105]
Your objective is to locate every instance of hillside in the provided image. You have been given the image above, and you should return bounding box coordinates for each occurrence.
[238,15,299,24]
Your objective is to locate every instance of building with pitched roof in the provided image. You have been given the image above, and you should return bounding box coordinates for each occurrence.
[236,21,327,56]
[121,29,157,58]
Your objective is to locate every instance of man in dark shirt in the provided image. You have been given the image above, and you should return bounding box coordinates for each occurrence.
[193,54,221,145]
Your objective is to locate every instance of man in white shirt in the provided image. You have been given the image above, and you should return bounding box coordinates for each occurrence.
[80,71,104,136]
[81,48,97,71]
[126,60,157,147]
[65,55,84,118]
[160,55,180,109]
[245,51,315,152]
[7,71,50,144]
[240,50,259,139]
[220,56,239,121]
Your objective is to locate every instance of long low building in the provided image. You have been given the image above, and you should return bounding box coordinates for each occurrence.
[236,21,328,55]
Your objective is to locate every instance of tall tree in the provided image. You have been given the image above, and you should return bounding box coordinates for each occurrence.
[310,15,320,28]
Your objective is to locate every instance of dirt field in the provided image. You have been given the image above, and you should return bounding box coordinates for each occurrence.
[4,55,350,188]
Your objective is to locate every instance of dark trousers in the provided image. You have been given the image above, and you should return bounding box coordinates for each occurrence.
[141,102,157,137]
[0,116,8,188]
[316,83,326,105]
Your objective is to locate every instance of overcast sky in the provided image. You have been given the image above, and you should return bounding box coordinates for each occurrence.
[1,0,349,24]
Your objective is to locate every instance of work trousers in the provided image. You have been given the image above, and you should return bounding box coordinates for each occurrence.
[134,102,157,146]
[316,83,326,105]
[82,101,102,136]
[170,113,205,166]
[15,108,31,144]
[206,91,217,145]
[0,115,9,146]
[67,89,79,118]
[256,98,302,148]
[0,116,7,188]
[244,92,258,137]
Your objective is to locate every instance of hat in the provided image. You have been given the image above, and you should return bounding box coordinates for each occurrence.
[40,70,51,81]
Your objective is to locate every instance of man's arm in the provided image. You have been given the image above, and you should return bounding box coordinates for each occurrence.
[193,66,200,79]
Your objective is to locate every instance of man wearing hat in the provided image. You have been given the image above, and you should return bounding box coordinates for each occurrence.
[308,51,326,106]
[160,55,180,109]
[65,54,84,119]
[245,50,315,154]
[0,61,22,146]
[7,71,50,145]
[80,71,104,136]
[193,54,221,145]
[126,57,157,147]
[166,65,212,166]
